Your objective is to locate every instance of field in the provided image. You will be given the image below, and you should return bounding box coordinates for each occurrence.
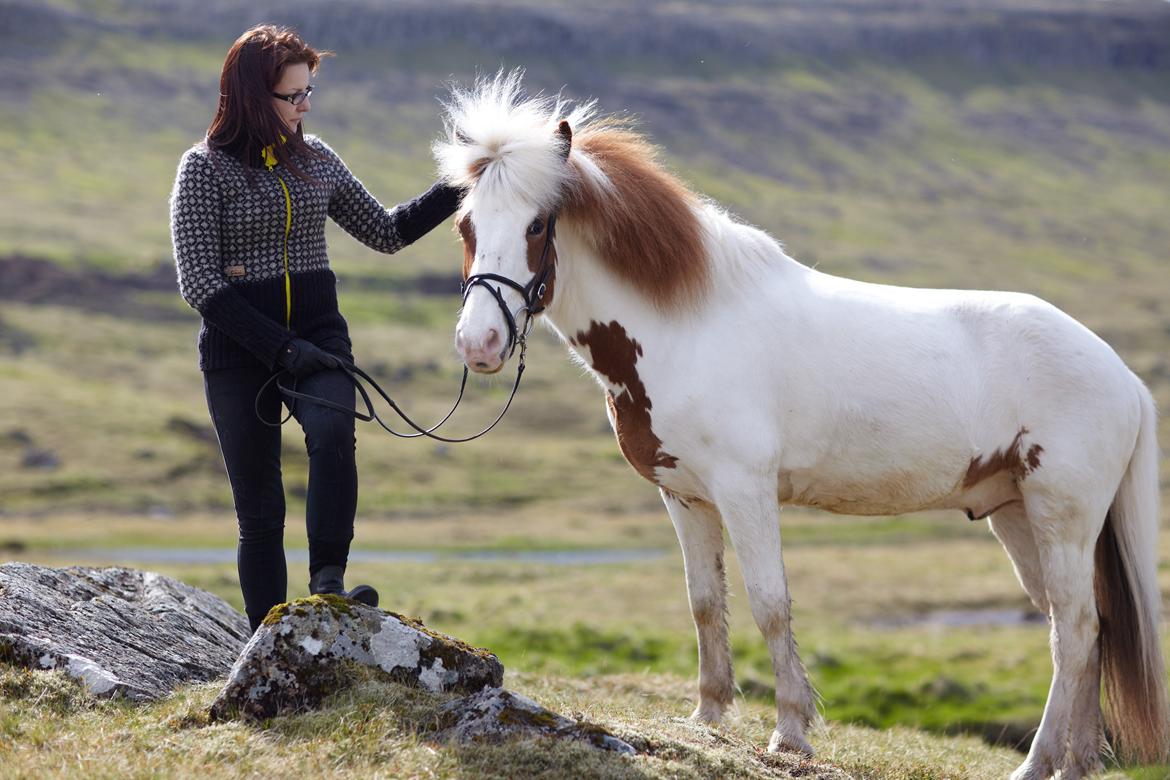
[3,1,1170,777]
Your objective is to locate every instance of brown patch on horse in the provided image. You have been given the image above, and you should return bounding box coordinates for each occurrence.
[468,157,490,180]
[563,124,708,310]
[457,215,476,281]
[661,487,691,509]
[575,319,678,483]
[524,214,558,309]
[963,427,1044,489]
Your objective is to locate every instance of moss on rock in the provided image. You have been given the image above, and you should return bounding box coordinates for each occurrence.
[211,597,504,722]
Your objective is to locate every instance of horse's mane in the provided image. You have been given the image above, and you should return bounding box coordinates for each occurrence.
[434,72,708,309]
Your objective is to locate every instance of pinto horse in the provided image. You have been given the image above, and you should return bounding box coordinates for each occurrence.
[434,73,1167,780]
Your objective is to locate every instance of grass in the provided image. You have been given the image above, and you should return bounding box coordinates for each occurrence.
[12,517,1170,759]
[0,663,1026,780]
[4,660,1166,778]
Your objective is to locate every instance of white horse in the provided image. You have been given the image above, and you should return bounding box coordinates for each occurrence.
[434,73,1167,780]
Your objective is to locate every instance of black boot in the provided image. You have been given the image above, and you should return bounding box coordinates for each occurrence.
[308,564,379,608]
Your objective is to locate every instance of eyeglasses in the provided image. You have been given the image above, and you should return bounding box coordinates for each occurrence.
[272,85,314,106]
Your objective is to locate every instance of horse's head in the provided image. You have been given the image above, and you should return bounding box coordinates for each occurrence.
[435,73,584,374]
[452,122,568,373]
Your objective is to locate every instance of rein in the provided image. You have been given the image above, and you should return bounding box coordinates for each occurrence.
[254,213,557,443]
[255,354,525,443]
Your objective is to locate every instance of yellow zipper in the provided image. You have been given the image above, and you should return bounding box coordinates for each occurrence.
[262,143,293,328]
[276,173,292,328]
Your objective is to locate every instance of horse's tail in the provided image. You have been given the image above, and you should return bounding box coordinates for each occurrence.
[1096,380,1168,764]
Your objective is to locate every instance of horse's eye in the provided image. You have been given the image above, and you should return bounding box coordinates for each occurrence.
[527,218,544,236]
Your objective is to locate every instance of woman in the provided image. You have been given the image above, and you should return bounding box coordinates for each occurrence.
[170,25,460,632]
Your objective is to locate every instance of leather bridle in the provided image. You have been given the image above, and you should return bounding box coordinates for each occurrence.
[459,211,558,361]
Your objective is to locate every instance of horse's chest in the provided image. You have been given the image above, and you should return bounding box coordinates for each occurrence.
[571,320,679,485]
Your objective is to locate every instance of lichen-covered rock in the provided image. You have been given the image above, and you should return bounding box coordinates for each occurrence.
[209,595,503,721]
[436,687,636,754]
[0,562,250,700]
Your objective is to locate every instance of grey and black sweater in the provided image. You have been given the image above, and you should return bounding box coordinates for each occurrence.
[170,135,459,371]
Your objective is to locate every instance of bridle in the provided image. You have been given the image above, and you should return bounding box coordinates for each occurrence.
[255,211,558,444]
[459,211,558,360]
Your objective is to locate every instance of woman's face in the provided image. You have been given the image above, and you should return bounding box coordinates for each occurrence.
[272,62,312,133]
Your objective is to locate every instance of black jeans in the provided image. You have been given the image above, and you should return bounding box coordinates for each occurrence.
[204,365,357,631]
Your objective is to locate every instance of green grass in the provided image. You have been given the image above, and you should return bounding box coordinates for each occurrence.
[0,662,1037,780]
[12,523,1170,768]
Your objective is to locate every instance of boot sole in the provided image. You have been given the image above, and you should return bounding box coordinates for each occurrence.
[347,585,379,608]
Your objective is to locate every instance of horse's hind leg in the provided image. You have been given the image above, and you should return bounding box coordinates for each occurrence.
[713,479,816,755]
[990,504,1104,777]
[988,504,1049,615]
[1009,492,1109,780]
[662,490,734,724]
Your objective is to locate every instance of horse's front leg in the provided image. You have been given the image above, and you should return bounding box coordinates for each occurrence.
[662,490,734,724]
[714,478,817,755]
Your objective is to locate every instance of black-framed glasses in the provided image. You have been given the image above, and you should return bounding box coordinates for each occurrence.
[272,85,314,106]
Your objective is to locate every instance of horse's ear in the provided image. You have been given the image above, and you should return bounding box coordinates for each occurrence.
[556,119,572,160]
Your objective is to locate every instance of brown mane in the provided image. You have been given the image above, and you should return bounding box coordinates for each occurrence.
[563,124,708,309]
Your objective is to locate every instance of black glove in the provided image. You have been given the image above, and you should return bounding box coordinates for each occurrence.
[277,338,339,378]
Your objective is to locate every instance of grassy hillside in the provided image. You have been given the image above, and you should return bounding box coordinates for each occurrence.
[3,0,1169,513]
[3,1,1170,777]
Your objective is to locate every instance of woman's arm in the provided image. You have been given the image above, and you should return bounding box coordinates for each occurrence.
[318,139,461,253]
[171,147,293,369]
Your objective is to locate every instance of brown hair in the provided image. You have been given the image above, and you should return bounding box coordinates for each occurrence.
[206,24,332,178]
[562,123,708,310]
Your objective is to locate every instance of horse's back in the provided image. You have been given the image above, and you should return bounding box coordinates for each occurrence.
[722,267,1144,514]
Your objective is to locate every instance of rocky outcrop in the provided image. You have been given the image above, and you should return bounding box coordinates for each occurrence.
[436,686,636,754]
[209,595,504,721]
[0,566,637,754]
[208,596,635,753]
[0,562,250,700]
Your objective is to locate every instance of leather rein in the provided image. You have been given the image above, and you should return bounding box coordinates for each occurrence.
[255,213,557,443]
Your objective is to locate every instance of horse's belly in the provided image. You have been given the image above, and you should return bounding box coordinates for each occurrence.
[779,465,963,516]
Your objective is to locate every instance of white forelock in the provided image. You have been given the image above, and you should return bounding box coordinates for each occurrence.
[434,70,599,213]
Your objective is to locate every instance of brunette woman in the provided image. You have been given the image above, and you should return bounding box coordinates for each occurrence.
[170,25,459,632]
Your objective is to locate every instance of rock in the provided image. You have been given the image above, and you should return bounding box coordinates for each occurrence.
[19,447,59,470]
[436,686,636,754]
[0,563,250,700]
[165,416,218,445]
[209,596,504,721]
[19,449,59,472]
[208,597,637,753]
[1,429,33,447]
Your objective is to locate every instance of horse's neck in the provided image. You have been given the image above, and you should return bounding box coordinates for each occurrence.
[543,212,811,360]
[543,224,669,346]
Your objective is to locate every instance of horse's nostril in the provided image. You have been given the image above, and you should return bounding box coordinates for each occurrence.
[484,328,501,350]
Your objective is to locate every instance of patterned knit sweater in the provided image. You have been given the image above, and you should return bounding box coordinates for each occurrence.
[170,135,459,371]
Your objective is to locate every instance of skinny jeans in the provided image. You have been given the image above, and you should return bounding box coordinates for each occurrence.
[204,365,357,631]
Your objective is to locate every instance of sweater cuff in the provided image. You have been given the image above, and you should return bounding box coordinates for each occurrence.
[199,286,293,370]
[394,181,463,246]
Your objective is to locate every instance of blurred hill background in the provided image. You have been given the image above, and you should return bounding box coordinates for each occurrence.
[2,0,1168,517]
[2,1,1170,768]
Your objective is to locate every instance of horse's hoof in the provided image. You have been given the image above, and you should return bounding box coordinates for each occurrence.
[767,727,813,757]
[1009,758,1053,780]
[1055,755,1104,780]
[689,703,725,726]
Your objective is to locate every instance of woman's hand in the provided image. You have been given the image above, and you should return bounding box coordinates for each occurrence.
[277,338,340,378]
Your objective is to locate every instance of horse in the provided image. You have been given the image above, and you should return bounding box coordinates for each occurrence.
[433,72,1167,780]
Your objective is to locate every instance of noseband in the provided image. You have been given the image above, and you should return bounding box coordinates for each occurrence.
[460,212,558,359]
